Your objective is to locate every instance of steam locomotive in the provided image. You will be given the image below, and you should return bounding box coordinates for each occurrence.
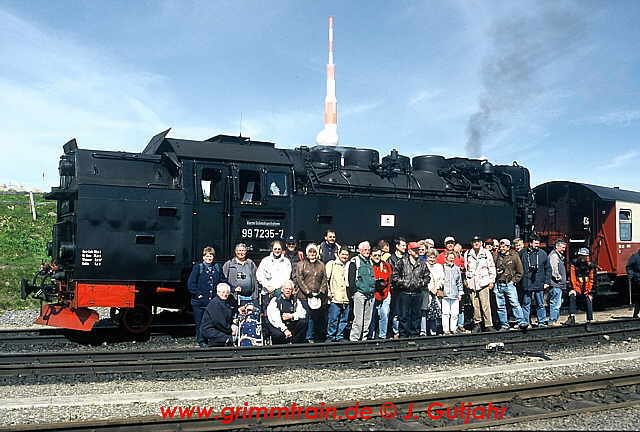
[21,129,535,334]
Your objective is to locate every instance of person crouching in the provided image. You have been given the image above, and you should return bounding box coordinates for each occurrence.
[266,280,307,344]
[200,283,249,347]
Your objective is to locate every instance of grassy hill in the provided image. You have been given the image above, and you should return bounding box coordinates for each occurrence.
[0,192,56,311]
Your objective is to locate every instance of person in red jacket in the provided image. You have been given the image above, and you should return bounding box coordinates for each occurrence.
[565,248,596,327]
[368,246,393,339]
[437,236,465,268]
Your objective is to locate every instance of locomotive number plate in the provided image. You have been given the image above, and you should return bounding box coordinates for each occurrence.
[241,228,285,239]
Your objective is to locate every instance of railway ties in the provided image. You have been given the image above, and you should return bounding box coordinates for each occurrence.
[2,318,640,378]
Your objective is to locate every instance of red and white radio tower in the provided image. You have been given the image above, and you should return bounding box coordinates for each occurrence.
[316,16,338,146]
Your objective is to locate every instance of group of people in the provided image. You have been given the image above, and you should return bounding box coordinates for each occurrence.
[186,229,632,347]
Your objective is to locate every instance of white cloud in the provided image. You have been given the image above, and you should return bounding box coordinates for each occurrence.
[583,110,640,126]
[408,89,442,107]
[597,150,640,171]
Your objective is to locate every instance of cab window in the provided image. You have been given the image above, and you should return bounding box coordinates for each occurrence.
[266,172,288,197]
[240,170,261,202]
[620,209,632,241]
[201,168,222,203]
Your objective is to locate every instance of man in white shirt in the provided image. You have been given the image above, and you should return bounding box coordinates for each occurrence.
[266,280,307,344]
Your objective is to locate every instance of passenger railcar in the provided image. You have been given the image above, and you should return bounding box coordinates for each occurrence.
[534,181,640,304]
[22,130,534,334]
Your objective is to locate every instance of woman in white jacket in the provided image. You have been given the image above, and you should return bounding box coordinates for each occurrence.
[422,249,444,336]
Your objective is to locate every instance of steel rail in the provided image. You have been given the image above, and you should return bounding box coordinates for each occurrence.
[1,319,639,377]
[3,368,640,431]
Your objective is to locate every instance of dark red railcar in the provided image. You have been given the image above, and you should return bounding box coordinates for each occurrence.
[534,181,640,304]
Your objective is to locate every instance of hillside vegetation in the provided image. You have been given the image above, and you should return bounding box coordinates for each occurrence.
[0,192,55,311]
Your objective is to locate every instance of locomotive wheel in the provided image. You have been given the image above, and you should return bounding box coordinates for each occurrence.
[119,305,153,334]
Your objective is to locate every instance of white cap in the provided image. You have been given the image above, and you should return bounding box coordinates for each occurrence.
[444,236,455,244]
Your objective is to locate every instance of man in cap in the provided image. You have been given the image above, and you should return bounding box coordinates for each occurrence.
[493,239,527,331]
[437,236,464,267]
[392,241,431,337]
[565,248,596,327]
[284,235,303,279]
[464,235,496,332]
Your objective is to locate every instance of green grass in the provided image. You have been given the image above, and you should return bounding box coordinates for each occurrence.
[0,192,56,311]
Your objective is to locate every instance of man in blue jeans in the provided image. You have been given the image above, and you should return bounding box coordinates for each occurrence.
[520,237,550,327]
[547,239,567,326]
[493,239,528,331]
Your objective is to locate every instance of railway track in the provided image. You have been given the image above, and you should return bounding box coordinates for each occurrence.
[0,323,195,347]
[3,366,639,431]
[1,318,639,378]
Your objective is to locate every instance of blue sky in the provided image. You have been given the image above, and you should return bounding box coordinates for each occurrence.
[2,0,640,191]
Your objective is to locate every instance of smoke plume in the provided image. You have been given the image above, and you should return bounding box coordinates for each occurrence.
[465,5,587,158]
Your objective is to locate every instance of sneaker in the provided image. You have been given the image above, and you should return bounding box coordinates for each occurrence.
[518,323,529,330]
[419,331,427,337]
[498,326,510,332]
[549,321,562,327]
[563,315,576,326]
[538,322,548,328]
[307,339,315,344]
[393,334,400,340]
[457,327,470,334]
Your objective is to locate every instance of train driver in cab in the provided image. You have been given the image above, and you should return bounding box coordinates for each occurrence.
[187,246,227,347]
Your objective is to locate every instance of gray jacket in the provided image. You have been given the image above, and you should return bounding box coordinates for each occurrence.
[547,249,567,290]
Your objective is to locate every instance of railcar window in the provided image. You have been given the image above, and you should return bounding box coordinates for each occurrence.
[240,170,261,202]
[620,209,632,241]
[201,168,222,203]
[266,172,288,197]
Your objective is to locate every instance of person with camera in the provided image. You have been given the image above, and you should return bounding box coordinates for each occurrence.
[347,241,376,341]
[520,237,550,327]
[368,246,392,339]
[223,243,259,306]
[200,282,250,347]
[392,242,431,337]
[266,280,307,344]
[547,239,568,326]
[565,248,596,327]
[296,243,328,343]
[493,239,527,331]
[465,235,496,333]
[326,249,351,342]
[627,249,640,319]
[422,249,443,336]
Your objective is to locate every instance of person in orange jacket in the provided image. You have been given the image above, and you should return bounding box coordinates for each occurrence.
[565,248,596,327]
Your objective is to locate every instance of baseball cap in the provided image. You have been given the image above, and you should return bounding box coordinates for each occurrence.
[444,236,455,244]
[471,235,482,242]
[578,247,589,256]
[407,241,420,250]
[285,235,296,244]
[499,239,511,247]
[425,238,435,246]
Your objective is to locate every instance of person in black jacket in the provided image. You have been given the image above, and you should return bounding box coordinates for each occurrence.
[200,283,251,347]
[187,246,227,347]
[392,242,431,337]
[627,249,640,318]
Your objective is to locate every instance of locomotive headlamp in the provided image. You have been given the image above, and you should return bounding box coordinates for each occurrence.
[59,243,75,260]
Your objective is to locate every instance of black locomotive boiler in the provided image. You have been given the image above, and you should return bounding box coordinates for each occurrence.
[21,130,534,334]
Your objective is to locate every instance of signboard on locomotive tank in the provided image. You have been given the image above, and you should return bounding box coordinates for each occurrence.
[22,130,534,332]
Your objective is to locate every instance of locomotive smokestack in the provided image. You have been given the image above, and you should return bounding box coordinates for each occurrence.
[316,16,339,146]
